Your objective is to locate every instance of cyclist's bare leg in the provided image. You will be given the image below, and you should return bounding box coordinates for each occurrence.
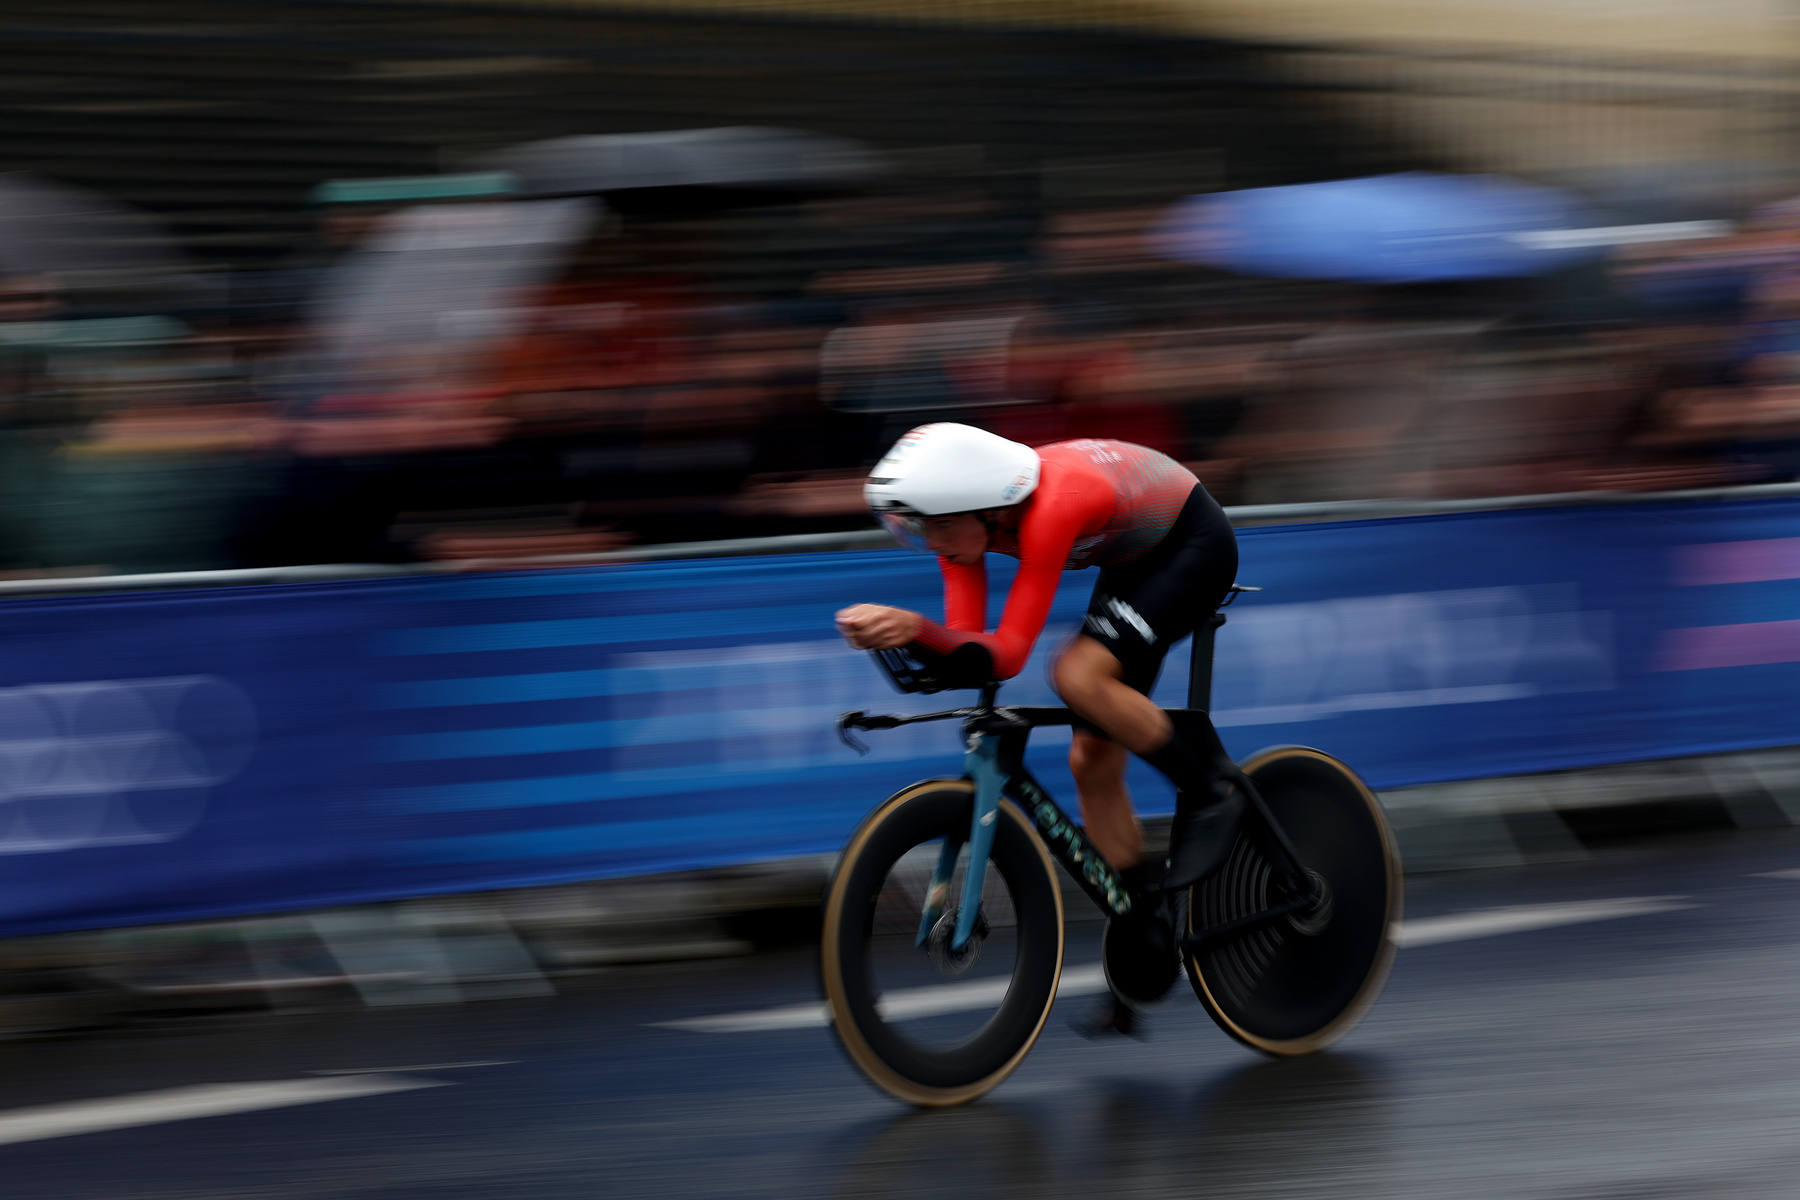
[1055,636,1183,1029]
[1053,634,1171,872]
[1068,731,1141,869]
[1051,635,1172,755]
[1055,632,1239,888]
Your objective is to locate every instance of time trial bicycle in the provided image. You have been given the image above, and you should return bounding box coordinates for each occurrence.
[822,586,1401,1106]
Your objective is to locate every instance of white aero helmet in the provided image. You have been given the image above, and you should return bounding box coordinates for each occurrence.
[866,423,1040,552]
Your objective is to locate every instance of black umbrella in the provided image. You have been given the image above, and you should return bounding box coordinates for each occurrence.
[0,172,188,284]
[478,126,883,212]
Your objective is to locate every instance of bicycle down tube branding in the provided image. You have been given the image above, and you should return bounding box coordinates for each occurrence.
[1008,769,1131,918]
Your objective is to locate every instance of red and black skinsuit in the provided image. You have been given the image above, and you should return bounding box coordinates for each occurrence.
[910,438,1237,692]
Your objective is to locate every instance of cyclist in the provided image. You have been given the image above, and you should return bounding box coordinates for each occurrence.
[836,422,1241,1035]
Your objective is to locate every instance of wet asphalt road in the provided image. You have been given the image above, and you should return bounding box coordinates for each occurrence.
[10,831,1800,1198]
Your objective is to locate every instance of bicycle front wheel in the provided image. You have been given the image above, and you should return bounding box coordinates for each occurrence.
[821,779,1064,1107]
[1185,747,1401,1055]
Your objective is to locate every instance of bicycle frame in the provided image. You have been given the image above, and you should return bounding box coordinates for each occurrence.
[838,583,1317,957]
[840,696,1322,957]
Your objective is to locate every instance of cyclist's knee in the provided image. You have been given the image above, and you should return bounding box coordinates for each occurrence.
[1052,638,1121,707]
[1068,731,1127,790]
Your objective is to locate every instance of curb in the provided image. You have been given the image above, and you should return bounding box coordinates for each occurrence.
[1380,747,1800,873]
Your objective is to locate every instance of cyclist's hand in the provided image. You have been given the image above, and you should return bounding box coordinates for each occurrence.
[835,604,923,650]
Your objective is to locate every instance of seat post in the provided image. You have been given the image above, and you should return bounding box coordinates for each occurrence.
[1188,612,1227,712]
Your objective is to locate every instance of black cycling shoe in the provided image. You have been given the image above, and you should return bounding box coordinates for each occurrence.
[1163,781,1246,891]
[1070,992,1147,1041]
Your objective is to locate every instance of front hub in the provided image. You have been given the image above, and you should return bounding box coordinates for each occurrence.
[926,906,989,977]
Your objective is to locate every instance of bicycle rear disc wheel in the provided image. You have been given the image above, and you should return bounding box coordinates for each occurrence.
[822,779,1064,1107]
[1185,747,1401,1055]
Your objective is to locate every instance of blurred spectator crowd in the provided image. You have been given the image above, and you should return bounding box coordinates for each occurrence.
[5,161,1800,575]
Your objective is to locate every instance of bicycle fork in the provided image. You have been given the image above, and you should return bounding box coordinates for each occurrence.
[915,731,1006,954]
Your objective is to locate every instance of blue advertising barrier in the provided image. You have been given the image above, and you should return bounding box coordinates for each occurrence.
[1,495,1798,936]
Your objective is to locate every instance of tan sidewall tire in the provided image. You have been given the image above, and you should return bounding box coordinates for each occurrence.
[821,778,1065,1106]
[1186,747,1402,1056]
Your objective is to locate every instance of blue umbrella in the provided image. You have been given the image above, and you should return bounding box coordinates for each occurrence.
[1149,172,1604,284]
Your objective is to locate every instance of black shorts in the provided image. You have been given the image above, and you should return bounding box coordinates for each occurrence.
[1080,483,1238,695]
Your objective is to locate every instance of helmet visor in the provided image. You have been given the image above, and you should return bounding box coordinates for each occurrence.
[877,510,931,553]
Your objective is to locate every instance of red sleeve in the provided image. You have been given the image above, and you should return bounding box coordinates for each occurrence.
[911,483,1103,680]
[940,557,986,632]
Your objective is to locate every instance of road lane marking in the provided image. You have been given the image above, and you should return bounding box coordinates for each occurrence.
[656,965,1109,1034]
[0,1075,443,1147]
[1393,896,1695,948]
[659,1000,829,1034]
[310,1061,514,1075]
[661,896,1699,1033]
